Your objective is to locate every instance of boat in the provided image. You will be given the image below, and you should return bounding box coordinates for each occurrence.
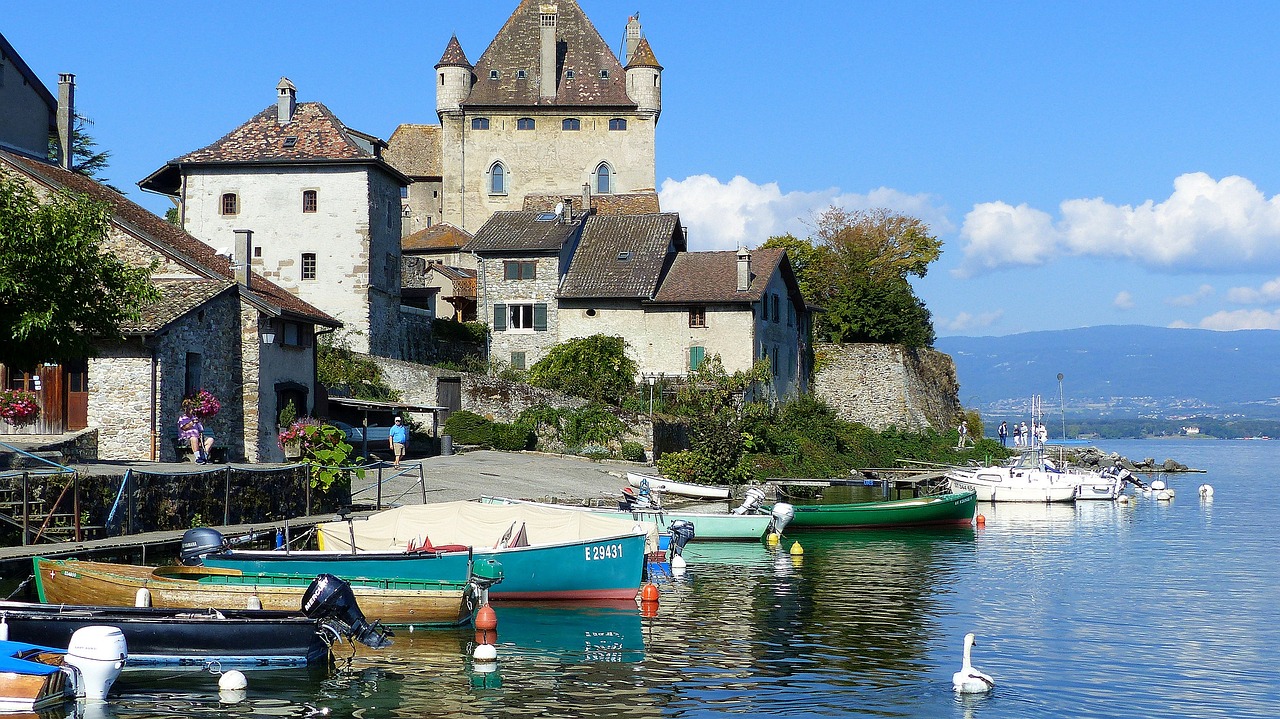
[946,449,1125,503]
[771,491,977,530]
[626,472,731,500]
[33,557,471,627]
[2,573,392,669]
[195,502,657,601]
[477,495,777,541]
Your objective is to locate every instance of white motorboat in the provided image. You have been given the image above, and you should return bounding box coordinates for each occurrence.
[946,450,1102,503]
[626,472,731,500]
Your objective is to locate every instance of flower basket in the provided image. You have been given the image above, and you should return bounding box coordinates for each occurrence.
[0,389,40,428]
[279,419,321,458]
[191,390,221,419]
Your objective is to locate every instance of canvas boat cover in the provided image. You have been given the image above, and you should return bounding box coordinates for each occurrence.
[318,501,658,553]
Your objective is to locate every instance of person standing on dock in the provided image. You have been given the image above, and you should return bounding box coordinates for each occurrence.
[389,415,409,468]
[998,421,1008,447]
[957,419,969,449]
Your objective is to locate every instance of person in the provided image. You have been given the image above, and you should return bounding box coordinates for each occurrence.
[389,415,409,468]
[956,420,969,449]
[1020,421,1029,446]
[998,421,1008,448]
[178,399,214,464]
[1038,423,1048,445]
[1012,422,1022,447]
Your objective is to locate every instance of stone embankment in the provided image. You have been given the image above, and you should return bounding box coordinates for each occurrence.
[1065,446,1198,473]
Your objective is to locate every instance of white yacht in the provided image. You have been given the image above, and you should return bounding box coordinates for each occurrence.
[946,449,1123,503]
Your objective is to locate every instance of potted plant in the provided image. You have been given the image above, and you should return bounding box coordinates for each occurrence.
[191,389,221,419]
[278,418,319,459]
[0,389,40,428]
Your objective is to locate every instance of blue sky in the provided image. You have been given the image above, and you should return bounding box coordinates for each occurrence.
[9,1,1280,336]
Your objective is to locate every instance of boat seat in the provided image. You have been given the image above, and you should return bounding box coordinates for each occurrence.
[404,535,469,554]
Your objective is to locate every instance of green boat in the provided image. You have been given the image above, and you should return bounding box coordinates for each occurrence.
[776,491,977,530]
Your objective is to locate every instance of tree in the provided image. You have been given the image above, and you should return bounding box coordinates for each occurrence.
[49,114,118,191]
[0,175,158,370]
[526,335,638,405]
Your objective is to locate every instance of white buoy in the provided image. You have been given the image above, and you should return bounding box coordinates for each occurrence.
[1199,484,1214,498]
[247,596,262,610]
[671,554,687,570]
[219,688,247,705]
[1150,479,1167,491]
[1157,490,1172,501]
[0,616,8,641]
[1117,494,1130,505]
[472,643,497,662]
[952,632,995,694]
[134,587,151,607]
[218,670,248,691]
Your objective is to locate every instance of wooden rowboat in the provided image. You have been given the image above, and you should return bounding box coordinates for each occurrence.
[777,491,977,530]
[0,641,75,712]
[33,558,471,627]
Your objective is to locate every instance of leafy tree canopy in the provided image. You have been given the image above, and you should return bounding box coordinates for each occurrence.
[526,334,637,405]
[0,174,158,370]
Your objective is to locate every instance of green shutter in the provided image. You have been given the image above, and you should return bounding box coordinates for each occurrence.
[493,303,507,331]
[533,303,548,331]
[504,262,517,281]
[690,346,705,371]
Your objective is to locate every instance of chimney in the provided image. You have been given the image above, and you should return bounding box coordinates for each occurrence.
[57,74,75,170]
[737,247,751,292]
[276,77,297,125]
[625,14,642,64]
[234,230,253,290]
[539,5,558,100]
[581,182,591,215]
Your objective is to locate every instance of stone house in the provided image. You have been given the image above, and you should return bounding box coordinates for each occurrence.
[467,207,813,399]
[139,78,409,357]
[386,1,663,234]
[1,149,340,461]
[400,222,477,322]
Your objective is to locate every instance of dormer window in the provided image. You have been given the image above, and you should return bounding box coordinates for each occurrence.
[617,251,632,261]
[609,118,627,131]
[600,69,610,79]
[489,70,499,80]
[471,117,490,130]
[283,136,298,148]
[566,70,576,79]
[562,118,581,131]
[517,117,535,131]
[516,70,527,79]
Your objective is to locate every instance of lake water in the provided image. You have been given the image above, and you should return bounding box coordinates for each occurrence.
[60,440,1280,718]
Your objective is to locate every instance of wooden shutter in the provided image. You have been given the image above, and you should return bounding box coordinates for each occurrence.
[493,303,507,331]
[689,346,705,371]
[533,303,548,331]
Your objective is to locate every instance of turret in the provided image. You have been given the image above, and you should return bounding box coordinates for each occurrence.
[435,35,473,116]
[625,37,662,120]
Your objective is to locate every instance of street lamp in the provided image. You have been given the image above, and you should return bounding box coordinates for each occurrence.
[646,374,657,456]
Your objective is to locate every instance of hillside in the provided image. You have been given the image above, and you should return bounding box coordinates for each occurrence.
[935,325,1280,420]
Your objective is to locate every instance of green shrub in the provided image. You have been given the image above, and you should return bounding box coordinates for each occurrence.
[527,335,638,404]
[491,422,533,451]
[443,410,494,446]
[656,450,705,484]
[562,404,626,447]
[621,441,646,462]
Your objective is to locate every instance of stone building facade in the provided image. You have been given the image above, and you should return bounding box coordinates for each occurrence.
[0,32,57,159]
[813,343,962,432]
[139,79,408,357]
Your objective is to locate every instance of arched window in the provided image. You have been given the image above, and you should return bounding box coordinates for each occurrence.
[220,193,238,215]
[489,162,507,195]
[595,163,612,194]
[471,117,490,130]
[517,117,535,131]
[562,118,581,131]
[608,118,627,131]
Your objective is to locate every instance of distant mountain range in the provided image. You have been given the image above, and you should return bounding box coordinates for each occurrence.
[935,325,1280,420]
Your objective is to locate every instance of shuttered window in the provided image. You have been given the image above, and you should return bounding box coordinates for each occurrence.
[533,303,548,331]
[493,303,507,331]
[689,346,706,371]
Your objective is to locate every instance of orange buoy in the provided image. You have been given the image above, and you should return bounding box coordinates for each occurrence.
[975,514,986,527]
[640,600,659,618]
[474,603,498,645]
[640,582,659,603]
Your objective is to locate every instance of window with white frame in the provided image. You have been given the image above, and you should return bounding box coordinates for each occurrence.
[489,162,507,195]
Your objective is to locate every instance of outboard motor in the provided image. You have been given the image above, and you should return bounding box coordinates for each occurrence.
[180,527,228,565]
[770,502,795,536]
[668,520,695,558]
[732,487,767,515]
[620,486,653,511]
[64,625,127,701]
[301,574,393,649]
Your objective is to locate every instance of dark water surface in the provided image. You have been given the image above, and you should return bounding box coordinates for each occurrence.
[54,440,1280,717]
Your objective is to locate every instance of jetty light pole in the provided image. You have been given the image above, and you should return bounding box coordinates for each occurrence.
[1057,372,1066,440]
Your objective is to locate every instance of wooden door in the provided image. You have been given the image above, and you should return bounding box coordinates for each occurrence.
[436,377,461,427]
[0,365,65,435]
[65,361,88,430]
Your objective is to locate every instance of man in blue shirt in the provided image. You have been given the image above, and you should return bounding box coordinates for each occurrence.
[389,415,409,468]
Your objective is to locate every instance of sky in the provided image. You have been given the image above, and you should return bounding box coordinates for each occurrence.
[9,1,1280,337]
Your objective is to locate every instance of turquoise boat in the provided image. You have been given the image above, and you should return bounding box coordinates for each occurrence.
[197,502,656,601]
[778,491,977,530]
[479,495,775,541]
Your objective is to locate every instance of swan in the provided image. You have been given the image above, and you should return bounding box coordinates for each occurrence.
[953,632,995,694]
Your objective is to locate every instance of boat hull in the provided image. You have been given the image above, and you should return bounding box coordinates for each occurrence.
[0,600,330,669]
[780,491,977,530]
[479,495,771,541]
[626,472,731,500]
[34,558,469,627]
[947,472,1080,503]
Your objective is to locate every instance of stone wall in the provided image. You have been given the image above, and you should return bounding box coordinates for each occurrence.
[813,343,961,432]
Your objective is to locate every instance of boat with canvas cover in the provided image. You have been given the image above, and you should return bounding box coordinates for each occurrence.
[770,491,977,530]
[33,558,470,627]
[196,501,658,601]
[478,494,778,541]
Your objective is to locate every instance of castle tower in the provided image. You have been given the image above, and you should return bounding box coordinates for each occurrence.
[625,37,662,120]
[435,35,473,117]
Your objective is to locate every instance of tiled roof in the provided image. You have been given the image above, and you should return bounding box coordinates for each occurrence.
[436,35,472,68]
[173,102,374,163]
[651,247,792,305]
[465,210,587,253]
[523,192,660,216]
[385,124,442,179]
[432,266,478,297]
[558,214,682,299]
[465,0,635,108]
[403,222,472,252]
[1,150,338,327]
[625,38,662,70]
[122,279,234,333]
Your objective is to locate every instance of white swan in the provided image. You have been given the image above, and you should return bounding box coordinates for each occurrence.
[953,632,995,694]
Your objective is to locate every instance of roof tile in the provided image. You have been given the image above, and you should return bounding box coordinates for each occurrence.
[465,210,586,253]
[402,222,473,252]
[171,102,375,164]
[558,214,682,299]
[384,124,442,178]
[651,248,789,305]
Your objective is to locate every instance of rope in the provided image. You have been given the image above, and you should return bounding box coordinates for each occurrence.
[4,575,32,600]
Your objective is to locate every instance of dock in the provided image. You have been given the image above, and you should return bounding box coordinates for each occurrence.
[769,466,953,499]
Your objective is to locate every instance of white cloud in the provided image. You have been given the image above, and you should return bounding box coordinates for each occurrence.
[659,174,952,251]
[956,173,1280,277]
[1226,277,1280,304]
[1113,291,1135,310]
[1166,284,1215,307]
[1189,309,1280,330]
[938,310,1004,333]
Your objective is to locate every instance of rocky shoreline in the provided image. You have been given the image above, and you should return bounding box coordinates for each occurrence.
[1061,446,1201,473]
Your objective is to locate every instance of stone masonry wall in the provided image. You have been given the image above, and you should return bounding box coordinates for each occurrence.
[813,343,961,432]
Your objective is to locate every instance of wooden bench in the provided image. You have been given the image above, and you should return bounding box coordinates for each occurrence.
[174,433,227,463]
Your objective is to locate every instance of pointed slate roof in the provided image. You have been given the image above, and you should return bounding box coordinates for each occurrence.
[625,38,662,70]
[558,214,683,299]
[465,0,635,107]
[436,35,472,68]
